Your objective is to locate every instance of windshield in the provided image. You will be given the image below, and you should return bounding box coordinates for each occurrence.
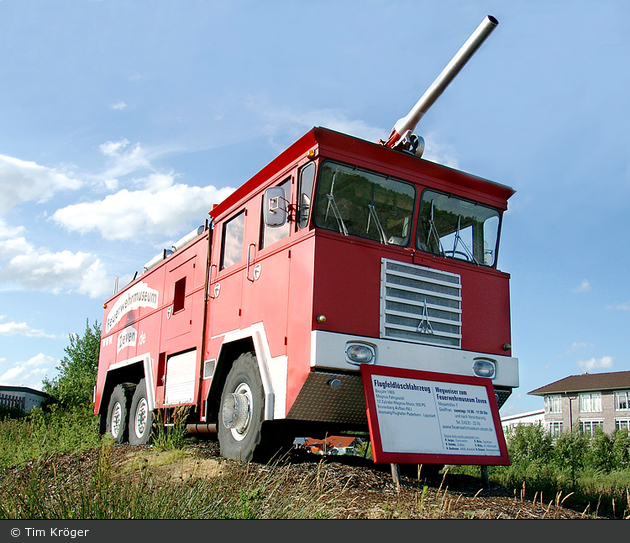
[313,161,415,246]
[417,190,500,266]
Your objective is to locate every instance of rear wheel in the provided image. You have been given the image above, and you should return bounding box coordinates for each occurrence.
[129,379,154,445]
[106,383,134,443]
[218,353,265,462]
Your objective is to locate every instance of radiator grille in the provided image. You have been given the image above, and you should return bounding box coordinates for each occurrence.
[380,259,462,348]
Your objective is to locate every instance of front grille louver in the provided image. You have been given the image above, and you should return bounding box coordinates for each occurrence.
[380,258,462,348]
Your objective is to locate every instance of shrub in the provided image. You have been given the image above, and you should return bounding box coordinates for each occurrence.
[505,424,553,466]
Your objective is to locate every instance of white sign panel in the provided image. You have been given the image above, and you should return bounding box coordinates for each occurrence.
[362,367,509,465]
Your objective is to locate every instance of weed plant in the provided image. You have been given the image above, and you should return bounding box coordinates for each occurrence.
[0,438,345,519]
[3,407,630,518]
[450,425,630,517]
[0,406,345,519]
[0,405,101,470]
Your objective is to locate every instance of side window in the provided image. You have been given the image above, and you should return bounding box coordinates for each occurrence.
[260,178,291,249]
[173,277,186,313]
[297,162,315,230]
[220,210,245,269]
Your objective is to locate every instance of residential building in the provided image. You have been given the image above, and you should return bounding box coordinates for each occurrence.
[528,370,630,436]
[0,385,50,413]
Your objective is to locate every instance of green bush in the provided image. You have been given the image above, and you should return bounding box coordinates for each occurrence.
[0,404,101,470]
[505,424,553,465]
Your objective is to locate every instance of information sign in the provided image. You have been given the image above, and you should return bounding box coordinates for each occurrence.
[361,365,510,466]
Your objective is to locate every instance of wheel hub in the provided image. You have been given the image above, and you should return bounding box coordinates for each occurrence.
[111,401,122,438]
[222,384,252,439]
[134,397,148,438]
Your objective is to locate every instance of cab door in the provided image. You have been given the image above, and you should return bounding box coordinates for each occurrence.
[208,209,246,336]
[240,176,293,358]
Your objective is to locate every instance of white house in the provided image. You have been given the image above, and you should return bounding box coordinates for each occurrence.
[501,408,544,433]
[0,386,50,413]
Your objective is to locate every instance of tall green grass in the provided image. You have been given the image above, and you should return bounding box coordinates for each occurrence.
[0,439,347,519]
[3,408,630,518]
[451,425,630,517]
[0,405,101,470]
[0,407,346,519]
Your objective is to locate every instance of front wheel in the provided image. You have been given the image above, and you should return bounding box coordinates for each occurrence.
[218,353,265,462]
[129,379,154,445]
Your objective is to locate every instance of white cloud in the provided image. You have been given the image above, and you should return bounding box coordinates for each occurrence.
[0,154,82,214]
[573,279,591,293]
[244,96,461,167]
[52,173,234,241]
[0,236,112,299]
[560,342,593,357]
[421,132,461,168]
[99,139,131,157]
[110,101,128,111]
[0,218,24,239]
[614,301,630,311]
[245,96,385,147]
[0,353,57,390]
[0,316,56,338]
[577,356,614,372]
[98,139,151,179]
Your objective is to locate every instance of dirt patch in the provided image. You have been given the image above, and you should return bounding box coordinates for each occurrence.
[121,448,224,481]
[110,440,608,519]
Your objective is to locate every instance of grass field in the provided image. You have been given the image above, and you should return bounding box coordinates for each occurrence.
[1,407,628,519]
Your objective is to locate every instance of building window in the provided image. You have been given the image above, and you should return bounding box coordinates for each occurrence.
[614,390,630,411]
[615,419,630,431]
[579,419,603,435]
[547,421,563,437]
[579,392,602,413]
[545,394,562,413]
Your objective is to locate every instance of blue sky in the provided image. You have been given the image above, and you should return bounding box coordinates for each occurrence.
[0,0,628,417]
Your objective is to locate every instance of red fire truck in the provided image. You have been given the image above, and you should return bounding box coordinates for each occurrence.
[94,15,518,463]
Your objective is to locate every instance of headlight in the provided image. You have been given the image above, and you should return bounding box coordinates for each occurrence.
[345,343,376,365]
[473,357,496,379]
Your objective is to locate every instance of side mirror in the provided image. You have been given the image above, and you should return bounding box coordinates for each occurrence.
[264,186,288,227]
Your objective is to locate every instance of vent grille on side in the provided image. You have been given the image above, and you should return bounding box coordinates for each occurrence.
[380,258,462,348]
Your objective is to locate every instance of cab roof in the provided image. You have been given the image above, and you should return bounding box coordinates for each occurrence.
[209,127,515,221]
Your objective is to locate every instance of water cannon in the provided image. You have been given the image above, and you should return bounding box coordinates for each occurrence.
[381,15,499,156]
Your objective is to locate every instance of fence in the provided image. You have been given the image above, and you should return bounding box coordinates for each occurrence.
[0,393,26,412]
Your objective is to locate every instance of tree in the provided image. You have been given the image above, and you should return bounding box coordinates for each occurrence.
[43,319,101,408]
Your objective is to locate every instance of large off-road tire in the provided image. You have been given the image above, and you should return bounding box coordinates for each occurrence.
[218,352,265,462]
[106,383,135,444]
[129,379,154,445]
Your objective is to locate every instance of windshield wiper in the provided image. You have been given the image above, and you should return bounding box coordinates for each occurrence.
[426,201,444,254]
[451,216,479,265]
[324,173,348,236]
[367,203,388,244]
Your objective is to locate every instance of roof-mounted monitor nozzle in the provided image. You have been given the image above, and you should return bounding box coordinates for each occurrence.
[380,15,499,156]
